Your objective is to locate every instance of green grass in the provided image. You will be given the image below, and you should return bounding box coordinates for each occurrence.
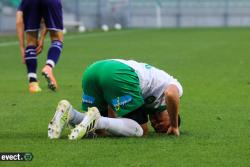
[0,28,250,167]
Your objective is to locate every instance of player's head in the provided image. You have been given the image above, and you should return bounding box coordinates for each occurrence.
[149,111,181,133]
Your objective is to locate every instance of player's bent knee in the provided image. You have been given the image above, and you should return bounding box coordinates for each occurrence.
[132,125,143,137]
[26,32,39,46]
[49,31,64,42]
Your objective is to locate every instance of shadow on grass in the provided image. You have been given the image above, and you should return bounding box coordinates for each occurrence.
[0,130,192,141]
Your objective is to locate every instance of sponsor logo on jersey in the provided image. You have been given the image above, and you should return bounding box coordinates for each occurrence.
[112,95,133,112]
[82,94,95,104]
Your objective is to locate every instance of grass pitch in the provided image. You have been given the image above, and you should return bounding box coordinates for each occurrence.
[0,28,249,167]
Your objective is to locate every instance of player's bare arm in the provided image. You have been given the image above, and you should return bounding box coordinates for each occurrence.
[164,85,180,136]
[16,11,25,64]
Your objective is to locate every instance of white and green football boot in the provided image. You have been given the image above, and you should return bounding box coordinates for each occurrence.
[48,100,72,139]
[68,107,100,140]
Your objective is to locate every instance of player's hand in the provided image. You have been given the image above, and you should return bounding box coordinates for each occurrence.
[167,126,180,136]
[20,48,25,64]
[36,39,44,55]
[21,56,26,64]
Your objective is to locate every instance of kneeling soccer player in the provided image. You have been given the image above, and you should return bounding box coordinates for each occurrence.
[48,59,183,139]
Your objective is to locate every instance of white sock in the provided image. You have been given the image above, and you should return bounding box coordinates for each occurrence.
[96,117,143,137]
[68,108,86,126]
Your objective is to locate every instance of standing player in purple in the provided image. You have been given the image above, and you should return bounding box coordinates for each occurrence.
[16,0,64,93]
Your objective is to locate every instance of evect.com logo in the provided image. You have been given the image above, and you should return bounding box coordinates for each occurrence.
[0,153,33,161]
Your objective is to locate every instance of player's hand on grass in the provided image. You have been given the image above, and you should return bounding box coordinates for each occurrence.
[167,126,180,136]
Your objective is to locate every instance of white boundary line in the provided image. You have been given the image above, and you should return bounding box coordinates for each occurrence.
[0,30,135,48]
[0,41,18,47]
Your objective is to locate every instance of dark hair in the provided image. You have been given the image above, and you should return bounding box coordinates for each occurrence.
[178,114,181,127]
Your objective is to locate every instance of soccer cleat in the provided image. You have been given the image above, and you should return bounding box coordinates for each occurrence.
[29,82,42,93]
[48,100,72,139]
[68,107,101,140]
[42,65,57,91]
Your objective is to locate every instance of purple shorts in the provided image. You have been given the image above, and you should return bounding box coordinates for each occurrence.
[18,0,63,32]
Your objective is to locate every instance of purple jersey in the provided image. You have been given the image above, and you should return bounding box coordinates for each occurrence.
[18,0,63,31]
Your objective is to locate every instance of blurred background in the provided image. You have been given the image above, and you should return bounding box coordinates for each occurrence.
[1,0,250,34]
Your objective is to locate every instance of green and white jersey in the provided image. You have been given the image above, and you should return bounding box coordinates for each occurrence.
[113,59,183,113]
[82,59,145,117]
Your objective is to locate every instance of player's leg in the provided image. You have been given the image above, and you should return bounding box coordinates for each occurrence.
[25,31,42,93]
[68,106,147,130]
[98,106,144,136]
[48,100,72,139]
[122,106,149,135]
[68,107,86,127]
[96,117,143,137]
[69,107,143,140]
[20,0,42,93]
[41,0,64,91]
[68,107,144,138]
[68,105,144,138]
[48,99,87,139]
[48,99,88,139]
